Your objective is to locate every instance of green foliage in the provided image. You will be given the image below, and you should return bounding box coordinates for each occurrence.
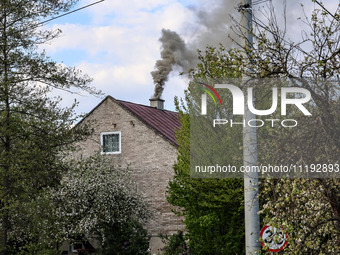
[0,0,99,253]
[236,3,340,254]
[13,242,60,255]
[6,191,62,254]
[167,46,245,254]
[160,231,189,255]
[260,178,340,254]
[100,219,150,255]
[169,3,340,254]
[193,45,244,79]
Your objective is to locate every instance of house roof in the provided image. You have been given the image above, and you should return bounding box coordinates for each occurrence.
[116,98,181,146]
[78,96,181,147]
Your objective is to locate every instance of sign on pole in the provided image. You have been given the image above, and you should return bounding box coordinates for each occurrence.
[260,225,288,252]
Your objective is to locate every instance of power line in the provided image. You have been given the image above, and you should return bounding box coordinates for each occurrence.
[314,0,339,21]
[0,1,106,47]
[253,0,271,6]
[39,0,105,26]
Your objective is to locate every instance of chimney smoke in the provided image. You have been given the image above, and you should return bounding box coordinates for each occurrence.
[150,0,240,101]
[150,29,195,100]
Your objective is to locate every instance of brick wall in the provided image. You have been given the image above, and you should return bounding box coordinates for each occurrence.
[75,97,184,240]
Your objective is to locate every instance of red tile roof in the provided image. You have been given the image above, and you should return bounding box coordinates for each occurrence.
[116,99,180,146]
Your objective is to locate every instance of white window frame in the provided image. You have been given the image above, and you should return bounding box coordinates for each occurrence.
[100,131,121,155]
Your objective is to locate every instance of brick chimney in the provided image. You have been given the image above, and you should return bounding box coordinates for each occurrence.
[149,98,164,110]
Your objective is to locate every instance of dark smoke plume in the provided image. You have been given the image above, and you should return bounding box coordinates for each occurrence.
[150,0,313,101]
[150,0,240,99]
[151,29,195,99]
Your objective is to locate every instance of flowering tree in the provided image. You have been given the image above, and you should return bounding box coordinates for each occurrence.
[231,1,340,253]
[51,154,151,254]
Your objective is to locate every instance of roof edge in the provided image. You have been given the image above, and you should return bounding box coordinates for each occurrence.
[75,96,179,147]
[115,100,179,147]
[75,95,115,128]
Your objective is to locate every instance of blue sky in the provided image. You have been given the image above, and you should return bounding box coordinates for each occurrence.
[42,0,339,116]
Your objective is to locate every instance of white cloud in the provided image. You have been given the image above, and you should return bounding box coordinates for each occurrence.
[43,0,339,116]
[43,0,195,113]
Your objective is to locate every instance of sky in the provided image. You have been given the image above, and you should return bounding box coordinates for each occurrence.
[42,0,339,116]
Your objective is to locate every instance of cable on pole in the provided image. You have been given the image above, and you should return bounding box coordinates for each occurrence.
[39,0,106,25]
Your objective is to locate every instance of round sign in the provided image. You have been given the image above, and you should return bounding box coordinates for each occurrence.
[260,225,288,252]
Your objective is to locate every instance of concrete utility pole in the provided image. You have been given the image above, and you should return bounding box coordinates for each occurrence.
[240,0,261,254]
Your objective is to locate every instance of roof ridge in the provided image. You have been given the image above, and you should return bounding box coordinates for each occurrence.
[116,98,177,113]
[75,96,180,147]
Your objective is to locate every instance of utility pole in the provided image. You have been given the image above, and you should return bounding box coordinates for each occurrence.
[240,0,261,254]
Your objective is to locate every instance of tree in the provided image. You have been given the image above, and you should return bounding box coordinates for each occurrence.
[167,46,246,254]
[160,230,189,255]
[230,1,340,253]
[0,1,98,254]
[51,155,151,255]
[169,1,340,254]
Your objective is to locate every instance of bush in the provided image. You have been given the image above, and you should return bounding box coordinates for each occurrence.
[99,219,150,255]
[160,231,190,255]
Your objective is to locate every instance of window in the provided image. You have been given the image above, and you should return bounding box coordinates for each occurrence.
[101,131,121,154]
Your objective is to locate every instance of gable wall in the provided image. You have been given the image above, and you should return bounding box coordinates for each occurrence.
[75,97,184,238]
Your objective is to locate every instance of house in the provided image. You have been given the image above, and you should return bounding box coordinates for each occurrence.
[71,96,184,253]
